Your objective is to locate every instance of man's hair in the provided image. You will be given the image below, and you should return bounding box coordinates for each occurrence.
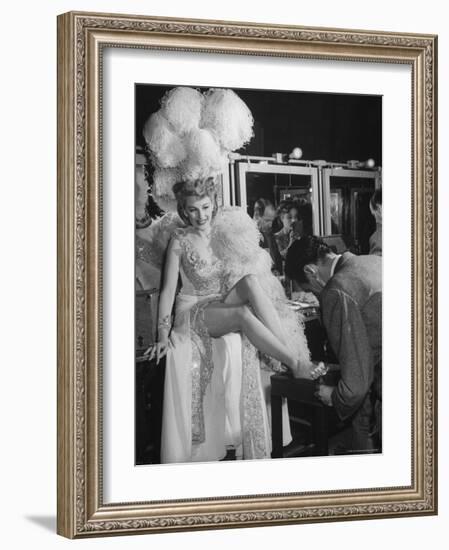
[370,189,382,210]
[285,236,332,284]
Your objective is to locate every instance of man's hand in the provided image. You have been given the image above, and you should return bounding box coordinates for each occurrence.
[315,384,335,407]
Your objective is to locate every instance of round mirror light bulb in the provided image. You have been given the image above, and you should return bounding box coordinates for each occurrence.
[290,147,303,159]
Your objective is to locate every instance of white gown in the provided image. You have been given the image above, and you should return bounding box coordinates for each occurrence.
[160,227,292,463]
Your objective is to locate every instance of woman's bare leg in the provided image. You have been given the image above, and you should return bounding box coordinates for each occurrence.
[223,274,287,346]
[204,302,298,370]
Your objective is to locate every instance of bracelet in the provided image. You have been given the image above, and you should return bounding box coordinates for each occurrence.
[157,315,171,330]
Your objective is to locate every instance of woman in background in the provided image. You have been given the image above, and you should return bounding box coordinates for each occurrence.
[274,201,303,259]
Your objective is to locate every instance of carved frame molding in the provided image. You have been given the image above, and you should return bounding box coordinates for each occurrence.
[57,11,437,538]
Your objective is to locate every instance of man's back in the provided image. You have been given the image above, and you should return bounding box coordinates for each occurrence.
[320,252,382,428]
[324,252,382,365]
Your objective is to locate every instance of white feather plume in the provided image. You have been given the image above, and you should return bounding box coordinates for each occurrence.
[212,206,311,367]
[152,168,181,212]
[181,128,227,181]
[201,88,254,151]
[142,112,187,168]
[160,87,203,135]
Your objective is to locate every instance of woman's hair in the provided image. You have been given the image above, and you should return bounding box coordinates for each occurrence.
[254,198,274,217]
[172,176,219,225]
[285,236,331,284]
[370,188,382,210]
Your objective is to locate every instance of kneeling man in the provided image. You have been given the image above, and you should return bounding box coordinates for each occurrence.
[285,236,382,452]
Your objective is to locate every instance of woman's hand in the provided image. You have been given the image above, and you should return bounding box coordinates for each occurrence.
[143,341,170,364]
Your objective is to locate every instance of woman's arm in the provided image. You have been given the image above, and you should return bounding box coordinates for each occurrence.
[157,236,181,341]
[145,235,181,363]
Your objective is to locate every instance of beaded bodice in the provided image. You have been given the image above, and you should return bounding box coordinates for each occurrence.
[173,228,223,297]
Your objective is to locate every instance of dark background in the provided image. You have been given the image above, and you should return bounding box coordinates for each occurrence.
[135,84,382,165]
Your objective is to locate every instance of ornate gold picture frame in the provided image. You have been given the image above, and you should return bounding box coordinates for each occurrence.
[57,11,437,538]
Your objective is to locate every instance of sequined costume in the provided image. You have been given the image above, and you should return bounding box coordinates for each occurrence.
[138,208,310,463]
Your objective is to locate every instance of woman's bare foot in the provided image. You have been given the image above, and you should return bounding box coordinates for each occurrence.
[290,360,315,379]
[291,361,329,380]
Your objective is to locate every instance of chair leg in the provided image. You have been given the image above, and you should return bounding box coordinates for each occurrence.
[271,394,284,458]
[313,406,329,456]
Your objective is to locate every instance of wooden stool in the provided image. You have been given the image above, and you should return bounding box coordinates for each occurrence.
[271,371,338,458]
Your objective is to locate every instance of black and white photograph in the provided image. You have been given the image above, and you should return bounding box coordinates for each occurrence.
[134,84,383,466]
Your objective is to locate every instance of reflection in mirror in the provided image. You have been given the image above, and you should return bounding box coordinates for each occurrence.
[329,177,376,254]
[242,169,316,275]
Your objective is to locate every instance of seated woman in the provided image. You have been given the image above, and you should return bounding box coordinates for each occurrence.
[144,177,315,463]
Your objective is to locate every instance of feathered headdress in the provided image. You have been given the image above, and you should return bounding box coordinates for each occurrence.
[142,86,254,211]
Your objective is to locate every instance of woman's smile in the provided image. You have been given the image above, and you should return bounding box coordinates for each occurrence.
[184,195,213,232]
